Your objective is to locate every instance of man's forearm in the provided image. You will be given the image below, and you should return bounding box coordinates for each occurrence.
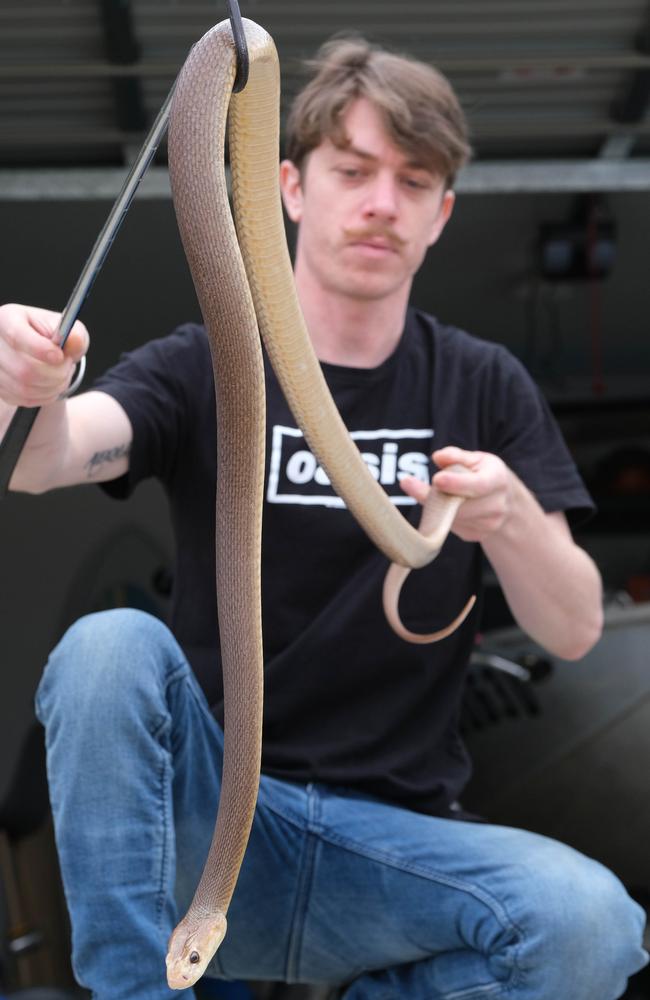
[482,474,603,661]
[7,392,133,494]
[4,399,69,493]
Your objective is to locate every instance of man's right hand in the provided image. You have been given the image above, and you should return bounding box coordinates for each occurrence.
[0,302,132,494]
[0,303,89,407]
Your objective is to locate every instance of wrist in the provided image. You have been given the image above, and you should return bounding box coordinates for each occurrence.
[485,470,540,549]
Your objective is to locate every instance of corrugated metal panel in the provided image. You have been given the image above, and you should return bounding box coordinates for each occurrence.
[0,0,648,166]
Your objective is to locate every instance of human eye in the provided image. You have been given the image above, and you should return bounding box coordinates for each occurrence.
[335,163,366,181]
[402,174,431,191]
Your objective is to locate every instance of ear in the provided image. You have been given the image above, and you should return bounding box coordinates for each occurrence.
[280,159,304,223]
[427,189,455,248]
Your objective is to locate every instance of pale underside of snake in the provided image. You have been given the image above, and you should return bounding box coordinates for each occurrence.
[165,18,475,989]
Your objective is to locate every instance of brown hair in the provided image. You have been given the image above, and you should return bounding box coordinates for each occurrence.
[285,37,472,187]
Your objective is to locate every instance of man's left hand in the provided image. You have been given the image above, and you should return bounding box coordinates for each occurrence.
[399,445,513,543]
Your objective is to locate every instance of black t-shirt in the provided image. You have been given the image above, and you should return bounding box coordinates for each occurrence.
[95,308,593,815]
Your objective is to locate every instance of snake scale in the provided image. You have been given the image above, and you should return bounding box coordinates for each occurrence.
[165,18,474,989]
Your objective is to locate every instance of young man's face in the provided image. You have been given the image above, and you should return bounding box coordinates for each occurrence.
[280,97,455,305]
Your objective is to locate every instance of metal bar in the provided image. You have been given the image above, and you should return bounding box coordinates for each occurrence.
[1,51,649,79]
[472,117,650,136]
[132,0,648,10]
[0,166,173,199]
[455,158,650,192]
[125,17,645,36]
[0,0,643,14]
[4,157,650,200]
[0,62,180,79]
[3,116,650,152]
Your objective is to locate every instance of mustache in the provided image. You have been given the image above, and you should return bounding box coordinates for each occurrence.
[343,226,406,250]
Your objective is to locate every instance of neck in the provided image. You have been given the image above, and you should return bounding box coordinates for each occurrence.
[294,264,410,368]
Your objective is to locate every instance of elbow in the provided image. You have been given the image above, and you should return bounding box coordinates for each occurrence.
[9,470,50,495]
[555,558,605,661]
[9,457,63,494]
[22,481,50,496]
[556,602,604,661]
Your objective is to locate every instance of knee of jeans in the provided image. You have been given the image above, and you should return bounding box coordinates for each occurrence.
[520,851,647,996]
[35,608,182,725]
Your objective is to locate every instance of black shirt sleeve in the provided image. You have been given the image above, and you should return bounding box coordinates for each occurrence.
[92,323,212,499]
[482,343,594,525]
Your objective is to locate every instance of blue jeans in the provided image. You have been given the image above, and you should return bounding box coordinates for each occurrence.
[35,609,647,1000]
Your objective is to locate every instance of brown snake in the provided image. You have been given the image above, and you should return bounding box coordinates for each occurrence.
[165,17,475,989]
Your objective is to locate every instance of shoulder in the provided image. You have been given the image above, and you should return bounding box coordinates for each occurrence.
[406,313,593,519]
[92,323,212,492]
[94,322,210,397]
[406,307,526,385]
[407,306,560,450]
[92,321,212,446]
[130,321,210,372]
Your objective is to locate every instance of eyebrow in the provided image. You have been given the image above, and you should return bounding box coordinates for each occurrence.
[341,143,431,172]
[343,144,375,161]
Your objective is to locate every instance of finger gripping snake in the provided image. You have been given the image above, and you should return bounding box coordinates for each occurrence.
[165,18,474,989]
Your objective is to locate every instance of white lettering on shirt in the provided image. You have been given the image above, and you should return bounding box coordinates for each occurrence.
[267,425,434,508]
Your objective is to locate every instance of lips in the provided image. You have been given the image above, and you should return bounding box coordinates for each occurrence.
[358,239,394,251]
[348,237,399,254]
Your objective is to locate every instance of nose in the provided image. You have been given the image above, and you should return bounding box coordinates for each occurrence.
[362,171,399,222]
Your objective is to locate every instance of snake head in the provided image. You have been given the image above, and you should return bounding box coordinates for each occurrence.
[165,911,227,990]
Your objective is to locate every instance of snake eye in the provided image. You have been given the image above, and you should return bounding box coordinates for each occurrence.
[189,951,200,964]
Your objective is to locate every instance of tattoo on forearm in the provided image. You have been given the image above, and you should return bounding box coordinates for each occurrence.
[85,443,131,478]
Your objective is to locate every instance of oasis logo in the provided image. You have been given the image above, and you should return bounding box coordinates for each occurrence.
[267,424,434,508]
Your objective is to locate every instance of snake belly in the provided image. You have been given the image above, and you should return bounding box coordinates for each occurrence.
[165,17,473,990]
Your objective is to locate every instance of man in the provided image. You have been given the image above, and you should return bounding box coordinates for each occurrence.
[0,36,647,1000]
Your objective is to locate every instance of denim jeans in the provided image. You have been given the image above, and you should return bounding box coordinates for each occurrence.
[35,609,647,1000]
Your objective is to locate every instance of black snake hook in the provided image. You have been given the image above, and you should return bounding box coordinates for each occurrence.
[0,6,251,499]
[227,0,250,92]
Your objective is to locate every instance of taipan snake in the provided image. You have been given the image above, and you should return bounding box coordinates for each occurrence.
[165,17,475,990]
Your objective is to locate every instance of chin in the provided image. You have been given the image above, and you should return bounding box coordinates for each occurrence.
[345,278,405,302]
